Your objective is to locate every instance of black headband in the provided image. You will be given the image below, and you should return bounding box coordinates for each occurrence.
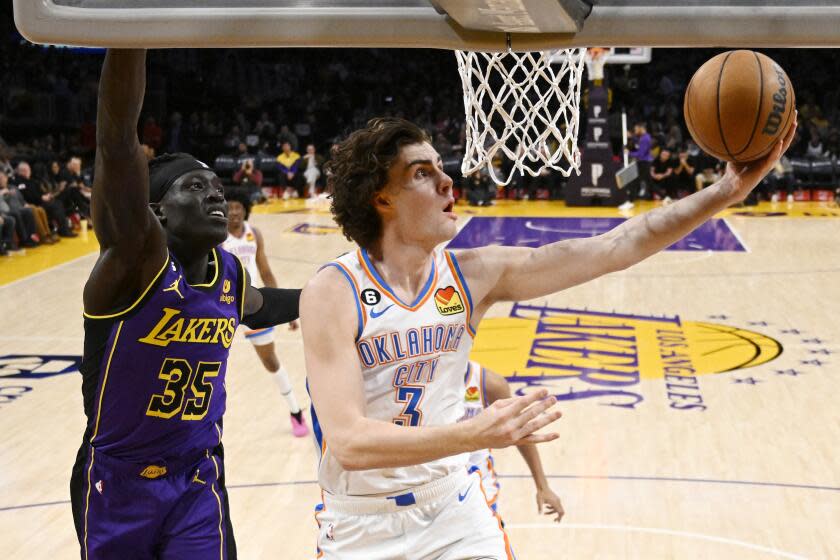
[149,154,211,203]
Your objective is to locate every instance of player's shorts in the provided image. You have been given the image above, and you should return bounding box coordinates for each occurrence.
[70,443,236,560]
[243,326,275,347]
[469,454,501,512]
[314,469,514,560]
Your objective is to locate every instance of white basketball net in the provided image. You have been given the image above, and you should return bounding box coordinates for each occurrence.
[456,48,587,186]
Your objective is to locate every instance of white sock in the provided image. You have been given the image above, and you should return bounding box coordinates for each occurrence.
[273,366,301,414]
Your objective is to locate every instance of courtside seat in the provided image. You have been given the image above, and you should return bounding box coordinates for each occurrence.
[790,157,812,189]
[258,155,279,186]
[810,158,835,189]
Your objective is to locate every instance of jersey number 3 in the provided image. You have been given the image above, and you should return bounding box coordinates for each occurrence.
[392,386,424,427]
[146,358,221,421]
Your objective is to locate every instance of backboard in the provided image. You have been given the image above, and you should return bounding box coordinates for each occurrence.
[13,0,840,50]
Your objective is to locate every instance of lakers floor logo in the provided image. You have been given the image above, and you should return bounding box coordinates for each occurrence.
[0,355,81,411]
[471,303,830,411]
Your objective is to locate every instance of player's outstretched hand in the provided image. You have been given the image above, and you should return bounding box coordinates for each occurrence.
[536,488,565,523]
[724,111,798,202]
[468,389,561,449]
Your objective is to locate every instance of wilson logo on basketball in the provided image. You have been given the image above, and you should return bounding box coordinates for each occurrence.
[434,286,464,316]
[762,63,789,136]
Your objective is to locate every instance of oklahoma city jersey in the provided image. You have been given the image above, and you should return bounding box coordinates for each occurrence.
[315,247,476,496]
[222,222,260,286]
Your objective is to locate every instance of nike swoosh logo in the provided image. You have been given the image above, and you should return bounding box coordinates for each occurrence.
[370,304,394,319]
[458,483,473,502]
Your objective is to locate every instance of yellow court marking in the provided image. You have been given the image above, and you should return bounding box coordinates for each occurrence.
[254,197,840,219]
[471,314,784,383]
[0,230,99,287]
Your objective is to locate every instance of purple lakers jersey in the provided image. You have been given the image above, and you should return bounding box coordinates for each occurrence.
[79,247,246,462]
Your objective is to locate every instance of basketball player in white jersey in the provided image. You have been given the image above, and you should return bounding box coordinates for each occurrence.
[461,361,564,522]
[223,190,308,437]
[300,116,796,559]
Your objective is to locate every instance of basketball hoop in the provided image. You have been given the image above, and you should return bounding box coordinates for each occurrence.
[456,47,587,186]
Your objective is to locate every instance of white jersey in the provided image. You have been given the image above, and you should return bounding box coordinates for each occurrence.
[459,360,499,508]
[315,247,476,497]
[222,222,260,286]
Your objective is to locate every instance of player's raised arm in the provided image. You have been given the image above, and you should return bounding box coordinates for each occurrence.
[84,49,167,315]
[460,115,798,312]
[301,267,562,471]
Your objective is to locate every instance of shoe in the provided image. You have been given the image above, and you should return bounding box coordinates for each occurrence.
[618,200,635,211]
[9,248,25,256]
[59,230,78,238]
[21,239,38,248]
[771,193,779,203]
[786,194,794,203]
[663,196,673,205]
[290,413,309,438]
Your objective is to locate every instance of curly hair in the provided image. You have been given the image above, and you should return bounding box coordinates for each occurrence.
[224,188,252,220]
[327,117,431,249]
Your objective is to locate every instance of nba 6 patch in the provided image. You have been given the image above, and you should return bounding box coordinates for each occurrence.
[434,286,464,316]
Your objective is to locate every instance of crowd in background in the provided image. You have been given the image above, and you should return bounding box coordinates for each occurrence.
[3,15,840,259]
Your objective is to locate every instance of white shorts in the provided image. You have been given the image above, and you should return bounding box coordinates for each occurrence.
[314,470,513,560]
[243,326,275,347]
[469,454,500,513]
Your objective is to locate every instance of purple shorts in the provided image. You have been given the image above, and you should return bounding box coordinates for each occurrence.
[71,443,236,560]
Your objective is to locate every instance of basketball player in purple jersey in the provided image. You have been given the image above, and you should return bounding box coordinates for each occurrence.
[70,50,300,560]
[301,115,797,558]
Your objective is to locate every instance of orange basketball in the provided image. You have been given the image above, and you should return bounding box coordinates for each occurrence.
[684,50,795,163]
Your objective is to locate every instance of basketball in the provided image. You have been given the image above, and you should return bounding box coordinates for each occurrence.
[684,50,795,163]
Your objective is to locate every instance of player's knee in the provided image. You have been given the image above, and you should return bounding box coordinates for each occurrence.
[264,355,280,372]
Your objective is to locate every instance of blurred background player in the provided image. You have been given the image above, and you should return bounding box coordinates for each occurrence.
[222,190,308,437]
[460,361,564,522]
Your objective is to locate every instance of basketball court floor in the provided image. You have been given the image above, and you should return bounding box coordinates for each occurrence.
[1,198,838,559]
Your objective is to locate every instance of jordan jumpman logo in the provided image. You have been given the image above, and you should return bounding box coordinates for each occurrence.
[163,275,184,299]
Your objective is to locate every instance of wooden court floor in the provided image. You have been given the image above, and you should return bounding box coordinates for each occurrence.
[1,199,839,559]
